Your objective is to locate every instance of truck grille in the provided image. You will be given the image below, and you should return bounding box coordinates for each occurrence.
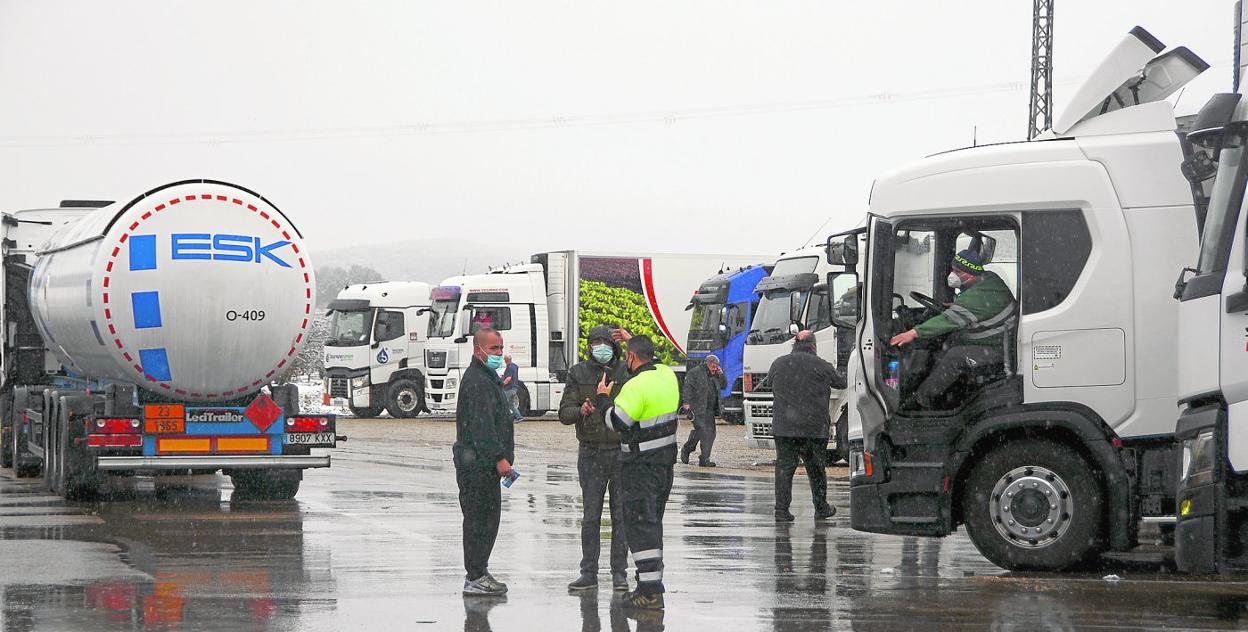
[750,422,773,438]
[328,378,349,398]
[746,372,771,393]
[751,404,773,418]
[427,351,447,369]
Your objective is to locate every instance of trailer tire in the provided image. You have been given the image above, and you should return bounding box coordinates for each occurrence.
[55,409,102,501]
[961,438,1105,571]
[385,379,424,419]
[230,470,301,500]
[349,404,384,418]
[517,386,538,417]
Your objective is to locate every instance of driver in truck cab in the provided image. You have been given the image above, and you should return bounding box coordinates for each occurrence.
[888,249,1016,409]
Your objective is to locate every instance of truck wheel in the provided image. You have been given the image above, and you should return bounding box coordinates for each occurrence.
[517,386,537,417]
[385,379,424,418]
[349,404,384,418]
[230,470,301,500]
[55,411,101,501]
[834,409,850,465]
[961,438,1105,571]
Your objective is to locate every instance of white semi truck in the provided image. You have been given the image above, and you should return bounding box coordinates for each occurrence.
[1173,5,1248,573]
[0,180,339,500]
[423,251,762,414]
[323,281,432,418]
[741,245,861,458]
[845,28,1211,570]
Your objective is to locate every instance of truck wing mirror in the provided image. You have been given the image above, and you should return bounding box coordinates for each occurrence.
[826,271,860,330]
[825,233,859,266]
[789,292,804,327]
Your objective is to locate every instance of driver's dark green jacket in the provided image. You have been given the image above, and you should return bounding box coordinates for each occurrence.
[914,272,1017,347]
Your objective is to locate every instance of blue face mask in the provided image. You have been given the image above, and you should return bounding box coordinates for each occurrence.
[483,353,505,371]
[591,344,614,364]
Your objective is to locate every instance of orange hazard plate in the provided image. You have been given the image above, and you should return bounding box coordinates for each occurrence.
[144,404,185,434]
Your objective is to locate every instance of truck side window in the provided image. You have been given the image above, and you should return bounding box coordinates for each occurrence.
[1020,211,1091,315]
[374,310,405,342]
[470,307,512,332]
[808,290,833,331]
[728,302,748,337]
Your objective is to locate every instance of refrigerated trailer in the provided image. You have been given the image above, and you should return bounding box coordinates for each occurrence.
[422,251,763,414]
[0,180,339,500]
[845,28,1211,570]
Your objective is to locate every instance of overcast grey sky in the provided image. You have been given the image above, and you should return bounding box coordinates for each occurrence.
[0,1,1233,260]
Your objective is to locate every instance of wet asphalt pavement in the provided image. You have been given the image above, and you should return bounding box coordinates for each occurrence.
[1,422,1248,631]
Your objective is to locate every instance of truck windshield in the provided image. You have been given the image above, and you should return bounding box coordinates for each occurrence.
[689,303,723,333]
[1196,128,1248,275]
[327,309,373,347]
[427,298,460,339]
[749,290,808,345]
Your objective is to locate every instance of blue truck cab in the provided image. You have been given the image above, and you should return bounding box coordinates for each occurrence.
[685,264,770,423]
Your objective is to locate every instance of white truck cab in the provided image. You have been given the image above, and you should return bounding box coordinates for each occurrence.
[323,281,432,417]
[847,28,1210,571]
[742,244,862,458]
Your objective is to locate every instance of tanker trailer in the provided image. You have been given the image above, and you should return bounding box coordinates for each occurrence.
[1,179,339,500]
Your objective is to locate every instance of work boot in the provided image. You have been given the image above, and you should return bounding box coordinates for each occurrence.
[680,449,691,465]
[567,573,598,591]
[698,459,717,467]
[612,570,629,592]
[620,590,664,610]
[815,506,837,520]
[775,510,795,522]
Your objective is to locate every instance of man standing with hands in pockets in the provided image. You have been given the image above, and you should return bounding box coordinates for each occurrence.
[453,328,516,596]
[596,334,680,610]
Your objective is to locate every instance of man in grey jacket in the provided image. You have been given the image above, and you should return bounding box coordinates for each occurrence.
[768,331,845,522]
[679,355,726,467]
[558,324,632,591]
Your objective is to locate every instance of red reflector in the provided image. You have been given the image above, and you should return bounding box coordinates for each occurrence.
[286,416,331,433]
[93,418,142,434]
[1112,437,1123,448]
[864,452,874,478]
[87,434,143,447]
[743,373,753,393]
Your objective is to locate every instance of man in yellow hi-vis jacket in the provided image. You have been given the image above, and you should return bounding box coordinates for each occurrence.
[595,334,679,611]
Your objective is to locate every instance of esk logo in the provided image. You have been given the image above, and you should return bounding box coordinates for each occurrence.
[170,233,293,268]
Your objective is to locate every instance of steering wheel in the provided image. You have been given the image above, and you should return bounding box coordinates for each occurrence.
[909,291,945,313]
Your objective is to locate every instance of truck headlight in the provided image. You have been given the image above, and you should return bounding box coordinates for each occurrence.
[352,376,369,389]
[445,378,457,390]
[1182,430,1216,486]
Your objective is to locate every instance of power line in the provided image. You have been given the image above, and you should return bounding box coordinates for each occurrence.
[0,76,1095,149]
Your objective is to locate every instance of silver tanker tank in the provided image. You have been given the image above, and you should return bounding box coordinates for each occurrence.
[29,180,316,401]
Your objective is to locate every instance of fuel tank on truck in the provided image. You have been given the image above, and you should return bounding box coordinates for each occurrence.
[29,180,315,401]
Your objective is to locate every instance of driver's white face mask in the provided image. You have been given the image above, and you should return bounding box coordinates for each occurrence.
[947,272,962,289]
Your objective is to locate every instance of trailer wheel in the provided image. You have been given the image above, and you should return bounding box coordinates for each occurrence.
[349,404,384,418]
[230,470,301,500]
[832,409,850,465]
[55,409,101,501]
[961,438,1105,571]
[385,379,424,419]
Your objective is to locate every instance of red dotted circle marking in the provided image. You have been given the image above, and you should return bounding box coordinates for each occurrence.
[99,193,312,400]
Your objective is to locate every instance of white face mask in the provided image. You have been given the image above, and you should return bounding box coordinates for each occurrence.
[947,272,962,289]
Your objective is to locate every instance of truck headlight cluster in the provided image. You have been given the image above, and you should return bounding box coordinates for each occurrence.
[352,376,369,389]
[445,378,457,390]
[1181,430,1216,486]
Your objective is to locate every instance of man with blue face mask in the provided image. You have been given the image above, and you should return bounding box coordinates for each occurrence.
[454,327,516,596]
[559,324,632,592]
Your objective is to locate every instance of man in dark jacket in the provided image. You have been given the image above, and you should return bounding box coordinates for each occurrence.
[559,324,632,591]
[768,330,845,522]
[453,328,516,596]
[679,355,727,467]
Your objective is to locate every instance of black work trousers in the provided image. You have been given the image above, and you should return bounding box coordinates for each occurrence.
[577,443,628,575]
[620,459,674,595]
[774,437,831,514]
[915,345,1003,402]
[680,411,717,463]
[457,465,502,580]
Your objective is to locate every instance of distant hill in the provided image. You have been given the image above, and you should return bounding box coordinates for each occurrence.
[313,238,532,286]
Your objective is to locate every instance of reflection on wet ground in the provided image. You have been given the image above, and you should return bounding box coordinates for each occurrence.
[0,432,1245,630]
